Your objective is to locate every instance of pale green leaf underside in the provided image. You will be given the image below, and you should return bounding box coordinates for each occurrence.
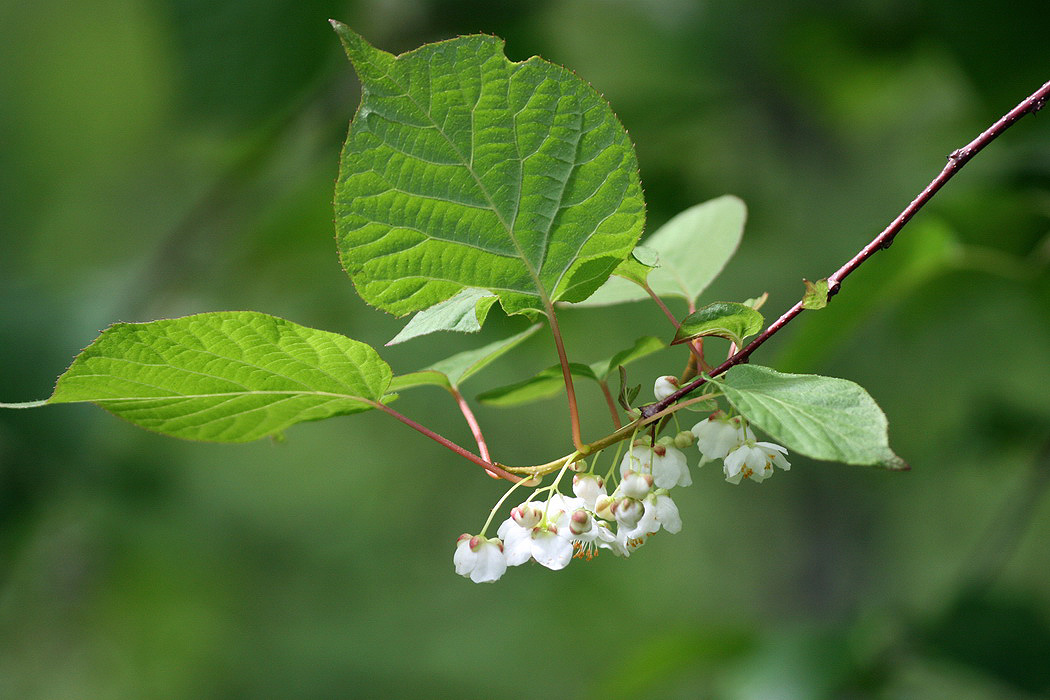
[719,365,905,469]
[576,195,746,307]
[333,24,645,318]
[46,312,392,443]
[389,323,540,392]
[477,334,663,407]
[477,363,596,407]
[387,287,497,345]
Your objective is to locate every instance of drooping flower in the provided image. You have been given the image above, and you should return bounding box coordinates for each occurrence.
[454,534,507,583]
[620,443,691,489]
[692,412,754,462]
[723,441,790,484]
[498,500,575,570]
[653,375,680,401]
[572,473,607,510]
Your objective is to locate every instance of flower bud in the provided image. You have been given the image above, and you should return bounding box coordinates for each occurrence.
[572,473,606,508]
[569,509,593,536]
[613,497,644,528]
[595,494,616,521]
[511,503,542,529]
[620,470,653,499]
[654,375,680,401]
[673,430,696,449]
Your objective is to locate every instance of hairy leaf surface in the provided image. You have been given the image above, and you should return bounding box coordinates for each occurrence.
[47,312,392,442]
[333,23,645,318]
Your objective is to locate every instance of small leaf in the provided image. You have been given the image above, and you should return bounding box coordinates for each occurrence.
[742,292,769,311]
[610,245,659,286]
[391,324,540,392]
[617,365,641,411]
[717,365,905,468]
[476,363,596,407]
[801,278,830,310]
[590,335,665,381]
[46,312,392,443]
[575,195,746,306]
[672,302,764,347]
[387,287,498,345]
[333,24,645,319]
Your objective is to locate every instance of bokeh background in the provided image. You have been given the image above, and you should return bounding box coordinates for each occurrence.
[2,1,1049,697]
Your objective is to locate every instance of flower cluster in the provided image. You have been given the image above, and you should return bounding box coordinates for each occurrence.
[454,381,792,583]
[455,441,691,583]
[691,411,790,483]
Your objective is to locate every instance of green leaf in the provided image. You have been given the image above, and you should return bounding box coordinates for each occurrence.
[672,302,764,347]
[476,363,596,407]
[574,195,746,307]
[801,278,830,310]
[45,312,392,443]
[611,245,659,286]
[389,323,540,392]
[717,365,905,469]
[387,287,498,345]
[332,23,645,319]
[589,335,665,381]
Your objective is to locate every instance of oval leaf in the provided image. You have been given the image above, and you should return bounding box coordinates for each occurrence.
[672,302,764,347]
[719,365,906,469]
[575,195,746,306]
[477,363,597,407]
[47,312,392,443]
[390,323,541,392]
[333,23,645,318]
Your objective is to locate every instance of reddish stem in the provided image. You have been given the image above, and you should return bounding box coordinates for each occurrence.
[544,301,586,452]
[642,78,1050,419]
[370,401,521,482]
[450,386,495,473]
[598,381,623,429]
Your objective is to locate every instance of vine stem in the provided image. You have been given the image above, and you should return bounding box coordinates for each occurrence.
[643,281,707,368]
[368,400,522,482]
[642,78,1050,419]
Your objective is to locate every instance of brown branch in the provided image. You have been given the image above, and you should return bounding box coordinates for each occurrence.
[642,78,1050,419]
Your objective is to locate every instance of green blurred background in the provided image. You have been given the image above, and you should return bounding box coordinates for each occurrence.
[2,0,1049,697]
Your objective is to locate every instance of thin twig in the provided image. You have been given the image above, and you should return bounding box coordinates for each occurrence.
[544,301,587,452]
[642,78,1050,419]
[449,386,495,473]
[598,381,623,429]
[369,401,521,482]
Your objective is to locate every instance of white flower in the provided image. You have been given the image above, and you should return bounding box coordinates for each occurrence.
[572,473,607,510]
[723,441,790,484]
[498,500,575,570]
[617,471,653,500]
[454,534,507,583]
[620,444,691,489]
[692,413,754,462]
[565,508,618,560]
[653,375,680,401]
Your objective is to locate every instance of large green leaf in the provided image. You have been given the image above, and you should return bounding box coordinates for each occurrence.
[43,312,392,443]
[575,195,746,307]
[332,23,645,318]
[718,364,906,469]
